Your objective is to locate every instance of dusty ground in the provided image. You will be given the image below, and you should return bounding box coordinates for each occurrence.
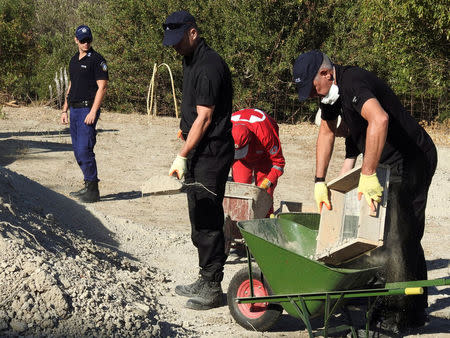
[0,106,449,337]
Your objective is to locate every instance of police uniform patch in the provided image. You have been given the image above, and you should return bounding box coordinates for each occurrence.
[100,61,108,72]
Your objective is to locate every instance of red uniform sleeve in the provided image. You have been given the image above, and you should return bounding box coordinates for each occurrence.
[259,128,285,184]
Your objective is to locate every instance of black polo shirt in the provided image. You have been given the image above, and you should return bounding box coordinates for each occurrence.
[320,65,435,165]
[180,38,233,155]
[68,48,109,103]
[345,137,360,159]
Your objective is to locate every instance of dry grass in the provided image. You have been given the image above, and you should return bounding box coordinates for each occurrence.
[422,120,450,146]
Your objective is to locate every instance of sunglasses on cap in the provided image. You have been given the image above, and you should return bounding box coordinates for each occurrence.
[162,22,193,30]
[79,38,92,44]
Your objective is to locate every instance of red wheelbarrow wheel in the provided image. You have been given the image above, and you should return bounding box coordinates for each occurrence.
[227,266,282,331]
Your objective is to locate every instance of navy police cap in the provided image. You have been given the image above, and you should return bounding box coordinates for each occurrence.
[75,25,92,41]
[162,10,196,46]
[293,50,323,102]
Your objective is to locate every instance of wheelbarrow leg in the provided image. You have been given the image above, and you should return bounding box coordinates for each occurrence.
[323,293,356,338]
[245,245,255,297]
[290,297,315,338]
[365,296,378,337]
[341,305,357,338]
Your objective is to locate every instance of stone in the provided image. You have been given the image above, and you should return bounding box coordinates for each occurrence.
[10,318,27,333]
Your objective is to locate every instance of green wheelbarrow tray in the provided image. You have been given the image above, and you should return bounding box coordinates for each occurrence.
[237,212,380,318]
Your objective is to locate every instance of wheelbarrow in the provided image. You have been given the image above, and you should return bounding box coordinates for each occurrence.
[227,212,450,336]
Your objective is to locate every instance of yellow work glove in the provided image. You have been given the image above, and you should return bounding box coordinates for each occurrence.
[259,178,272,190]
[357,173,383,210]
[177,129,185,141]
[314,182,331,212]
[169,155,187,180]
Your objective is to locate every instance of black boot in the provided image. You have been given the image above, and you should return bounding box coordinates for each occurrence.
[69,181,88,197]
[175,277,206,297]
[78,180,100,203]
[185,281,223,310]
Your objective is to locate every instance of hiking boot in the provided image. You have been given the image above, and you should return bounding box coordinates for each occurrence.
[175,277,205,297]
[69,181,88,197]
[185,281,223,310]
[78,180,100,203]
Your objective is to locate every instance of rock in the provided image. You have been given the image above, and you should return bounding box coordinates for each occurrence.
[41,319,54,329]
[0,319,8,330]
[10,318,27,333]
[133,302,150,316]
[33,312,43,322]
[152,324,160,336]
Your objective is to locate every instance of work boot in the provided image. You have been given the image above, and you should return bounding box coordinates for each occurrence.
[78,180,100,203]
[175,277,206,297]
[185,281,223,310]
[69,181,88,197]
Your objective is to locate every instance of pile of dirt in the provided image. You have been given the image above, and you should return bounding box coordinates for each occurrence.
[0,167,188,336]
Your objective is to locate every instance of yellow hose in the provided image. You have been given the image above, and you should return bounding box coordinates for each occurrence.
[146,63,178,118]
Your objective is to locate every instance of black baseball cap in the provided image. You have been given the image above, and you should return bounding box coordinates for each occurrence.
[162,10,196,46]
[75,25,92,41]
[293,50,323,101]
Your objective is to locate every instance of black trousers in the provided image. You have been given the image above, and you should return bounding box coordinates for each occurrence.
[369,147,437,319]
[185,139,234,282]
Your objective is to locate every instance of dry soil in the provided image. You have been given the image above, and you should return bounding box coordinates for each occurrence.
[0,106,448,337]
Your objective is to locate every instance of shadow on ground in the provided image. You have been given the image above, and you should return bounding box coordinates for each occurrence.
[0,127,117,139]
[0,128,118,166]
[0,166,134,264]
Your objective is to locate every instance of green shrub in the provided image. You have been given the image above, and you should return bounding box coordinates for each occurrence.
[0,0,36,100]
[0,0,447,122]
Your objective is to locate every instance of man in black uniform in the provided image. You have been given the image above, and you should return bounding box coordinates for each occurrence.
[293,50,437,333]
[162,11,234,310]
[61,25,108,203]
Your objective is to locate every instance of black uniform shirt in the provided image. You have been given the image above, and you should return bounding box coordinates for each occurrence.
[345,137,360,159]
[180,38,233,155]
[68,48,109,103]
[320,65,435,165]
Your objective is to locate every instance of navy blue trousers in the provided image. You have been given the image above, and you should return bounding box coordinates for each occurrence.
[69,107,100,182]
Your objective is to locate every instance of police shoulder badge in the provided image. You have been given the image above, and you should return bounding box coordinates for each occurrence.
[100,61,108,72]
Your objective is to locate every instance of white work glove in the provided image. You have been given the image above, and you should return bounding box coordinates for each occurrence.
[169,155,187,180]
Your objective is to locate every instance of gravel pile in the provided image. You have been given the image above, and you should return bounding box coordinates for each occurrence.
[0,167,188,336]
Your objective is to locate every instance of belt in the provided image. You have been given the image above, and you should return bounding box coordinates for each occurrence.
[70,100,94,108]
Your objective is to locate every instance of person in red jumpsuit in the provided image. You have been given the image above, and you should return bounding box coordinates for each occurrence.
[231,108,285,215]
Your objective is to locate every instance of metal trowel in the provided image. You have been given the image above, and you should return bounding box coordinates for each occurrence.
[141,175,216,197]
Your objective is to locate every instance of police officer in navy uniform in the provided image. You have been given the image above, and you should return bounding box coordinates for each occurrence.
[61,25,108,203]
[162,11,234,310]
[293,50,437,334]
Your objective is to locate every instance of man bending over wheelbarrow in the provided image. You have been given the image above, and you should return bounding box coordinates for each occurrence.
[231,108,285,216]
[293,50,437,334]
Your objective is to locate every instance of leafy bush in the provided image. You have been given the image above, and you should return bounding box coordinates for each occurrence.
[0,0,447,121]
[325,0,449,121]
[0,0,36,99]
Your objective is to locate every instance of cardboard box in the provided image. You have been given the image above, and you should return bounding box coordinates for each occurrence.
[315,165,390,265]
